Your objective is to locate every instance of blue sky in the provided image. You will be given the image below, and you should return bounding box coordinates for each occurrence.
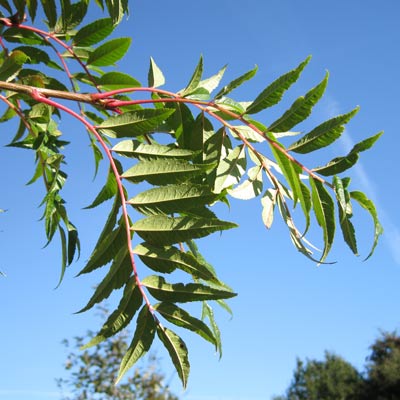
[1,1,400,399]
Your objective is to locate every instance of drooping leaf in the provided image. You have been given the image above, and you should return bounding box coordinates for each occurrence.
[116,305,156,384]
[156,325,190,388]
[228,165,263,200]
[215,65,258,99]
[288,108,359,154]
[202,302,222,357]
[261,188,277,229]
[246,56,311,114]
[133,242,218,281]
[154,302,216,347]
[73,17,114,47]
[41,0,57,27]
[142,275,236,303]
[87,37,131,67]
[310,177,335,263]
[98,108,175,138]
[313,131,383,176]
[78,245,132,313]
[350,191,383,260]
[214,144,247,194]
[81,278,143,349]
[105,0,129,25]
[112,140,196,160]
[148,57,165,88]
[269,72,329,132]
[128,183,219,216]
[122,159,215,186]
[131,215,238,246]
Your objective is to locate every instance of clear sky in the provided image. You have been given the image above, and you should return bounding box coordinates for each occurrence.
[1,1,400,399]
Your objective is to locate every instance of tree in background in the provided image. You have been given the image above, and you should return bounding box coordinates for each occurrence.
[0,0,383,388]
[57,308,179,400]
[274,332,400,400]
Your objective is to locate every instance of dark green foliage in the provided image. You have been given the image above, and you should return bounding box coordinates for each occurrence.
[0,0,382,389]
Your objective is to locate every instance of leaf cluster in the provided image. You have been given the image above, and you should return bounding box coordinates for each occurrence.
[0,0,383,388]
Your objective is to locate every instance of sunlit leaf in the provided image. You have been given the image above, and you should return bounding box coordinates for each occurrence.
[215,65,258,99]
[87,37,131,67]
[73,17,114,47]
[148,57,165,87]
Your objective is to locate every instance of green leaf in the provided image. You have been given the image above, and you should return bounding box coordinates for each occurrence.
[246,56,311,114]
[181,55,203,96]
[215,65,258,99]
[269,72,329,132]
[122,159,214,186]
[87,37,131,67]
[14,46,61,70]
[313,131,383,176]
[41,0,57,27]
[105,0,128,25]
[98,108,175,138]
[142,275,236,303]
[288,108,359,154]
[128,184,218,216]
[2,27,47,45]
[229,125,266,143]
[112,140,196,160]
[214,145,247,194]
[81,278,143,349]
[148,57,165,88]
[116,305,156,384]
[350,191,383,260]
[73,17,114,47]
[154,302,216,347]
[77,214,125,276]
[98,71,141,90]
[156,326,190,388]
[202,302,222,357]
[78,245,132,313]
[84,162,119,209]
[133,242,218,281]
[310,177,335,263]
[0,49,28,81]
[131,215,238,246]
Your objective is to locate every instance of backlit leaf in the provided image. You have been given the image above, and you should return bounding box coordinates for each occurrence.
[148,57,165,87]
[215,65,258,99]
[87,37,131,67]
[73,17,114,47]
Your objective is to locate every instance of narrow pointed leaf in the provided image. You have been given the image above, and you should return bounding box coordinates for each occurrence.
[310,177,335,263]
[122,159,214,186]
[41,0,57,27]
[82,279,143,349]
[313,131,383,176]
[181,55,203,96]
[246,56,310,114]
[156,326,190,388]
[87,37,131,66]
[133,242,218,281]
[288,108,359,154]
[78,246,132,313]
[339,207,358,255]
[131,215,237,246]
[154,302,216,347]
[215,65,258,99]
[116,306,156,384]
[112,140,196,160]
[269,72,329,132]
[198,65,227,94]
[128,184,218,215]
[148,57,165,87]
[261,188,277,229]
[142,275,237,302]
[202,302,222,357]
[98,108,175,138]
[350,191,383,260]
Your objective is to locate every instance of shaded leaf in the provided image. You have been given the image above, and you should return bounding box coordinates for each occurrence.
[180,55,203,96]
[131,215,238,246]
[288,108,359,154]
[116,305,156,384]
[215,65,258,99]
[154,302,216,347]
[142,275,236,302]
[156,325,190,388]
[202,302,222,357]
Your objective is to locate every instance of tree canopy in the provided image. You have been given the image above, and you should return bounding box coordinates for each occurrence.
[0,0,383,388]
